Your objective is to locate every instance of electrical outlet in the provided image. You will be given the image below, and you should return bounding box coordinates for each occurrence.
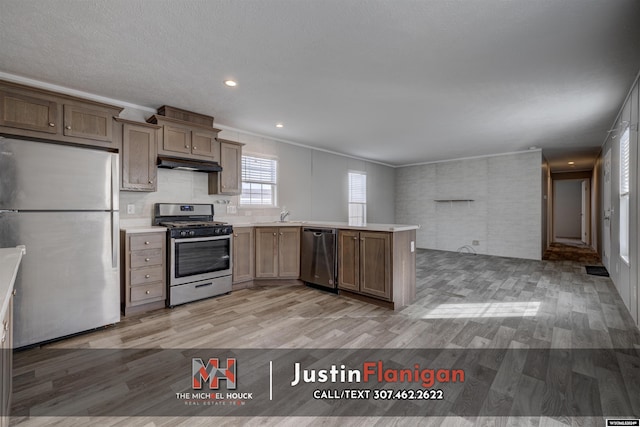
[410,241,415,253]
[472,240,480,246]
[227,205,237,214]
[127,204,135,214]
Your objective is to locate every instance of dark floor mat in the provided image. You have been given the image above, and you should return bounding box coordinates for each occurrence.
[585,266,609,277]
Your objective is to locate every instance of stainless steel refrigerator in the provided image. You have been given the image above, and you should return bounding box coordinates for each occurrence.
[0,137,120,348]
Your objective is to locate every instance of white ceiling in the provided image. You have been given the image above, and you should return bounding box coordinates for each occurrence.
[1,0,639,169]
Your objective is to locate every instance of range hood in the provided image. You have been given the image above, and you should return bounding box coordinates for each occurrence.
[157,156,223,173]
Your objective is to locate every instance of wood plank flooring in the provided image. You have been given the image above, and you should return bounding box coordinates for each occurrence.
[8,246,640,426]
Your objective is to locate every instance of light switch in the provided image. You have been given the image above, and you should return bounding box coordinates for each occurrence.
[410,241,415,252]
[127,204,135,214]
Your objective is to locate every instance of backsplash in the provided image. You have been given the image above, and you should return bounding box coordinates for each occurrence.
[119,168,281,228]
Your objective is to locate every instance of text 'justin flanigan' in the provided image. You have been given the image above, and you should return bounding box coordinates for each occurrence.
[290,361,465,388]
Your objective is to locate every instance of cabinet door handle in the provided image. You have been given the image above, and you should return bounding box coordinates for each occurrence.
[145,258,150,262]
[149,180,153,184]
[234,233,238,237]
[3,321,8,331]
[65,125,72,130]
[145,241,150,245]
[185,145,190,148]
[48,122,55,127]
[273,232,277,236]
[280,232,283,235]
[193,146,197,150]
[353,236,357,240]
[145,290,150,294]
[12,289,17,296]
[145,274,150,278]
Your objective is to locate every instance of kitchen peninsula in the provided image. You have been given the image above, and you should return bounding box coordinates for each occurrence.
[229,220,418,310]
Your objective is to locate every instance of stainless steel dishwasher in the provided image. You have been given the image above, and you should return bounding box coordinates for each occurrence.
[300,227,337,291]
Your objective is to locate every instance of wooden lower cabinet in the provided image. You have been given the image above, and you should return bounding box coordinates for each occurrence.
[255,227,300,279]
[232,227,254,284]
[0,291,13,427]
[121,230,167,315]
[338,231,391,299]
[338,229,415,308]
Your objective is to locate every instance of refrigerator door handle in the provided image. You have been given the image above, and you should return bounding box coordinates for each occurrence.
[111,153,119,212]
[112,211,119,269]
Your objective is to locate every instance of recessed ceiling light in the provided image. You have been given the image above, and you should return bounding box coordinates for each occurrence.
[224,80,237,87]
[568,161,575,165]
[275,123,284,128]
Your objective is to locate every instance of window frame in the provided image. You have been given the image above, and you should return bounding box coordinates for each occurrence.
[240,153,278,207]
[619,125,630,264]
[348,170,367,226]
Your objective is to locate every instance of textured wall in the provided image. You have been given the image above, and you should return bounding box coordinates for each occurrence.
[395,151,542,260]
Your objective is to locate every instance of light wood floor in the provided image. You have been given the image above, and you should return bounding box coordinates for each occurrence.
[9,247,640,426]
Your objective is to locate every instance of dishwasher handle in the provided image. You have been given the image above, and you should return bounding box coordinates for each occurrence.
[303,227,337,235]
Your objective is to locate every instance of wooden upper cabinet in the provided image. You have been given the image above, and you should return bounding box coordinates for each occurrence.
[191,130,219,161]
[0,80,122,150]
[63,104,113,142]
[209,139,243,195]
[162,123,192,155]
[147,115,221,161]
[118,119,159,192]
[0,90,57,133]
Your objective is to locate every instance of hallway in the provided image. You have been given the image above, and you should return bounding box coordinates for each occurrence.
[543,241,603,265]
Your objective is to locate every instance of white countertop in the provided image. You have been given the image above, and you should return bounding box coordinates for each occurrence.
[0,246,26,322]
[230,221,419,232]
[121,226,167,234]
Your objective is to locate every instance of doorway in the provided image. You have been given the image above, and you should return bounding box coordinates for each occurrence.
[553,178,591,246]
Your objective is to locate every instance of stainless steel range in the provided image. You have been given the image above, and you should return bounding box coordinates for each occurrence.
[153,203,233,307]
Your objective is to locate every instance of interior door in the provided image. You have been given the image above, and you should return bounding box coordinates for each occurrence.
[603,149,611,269]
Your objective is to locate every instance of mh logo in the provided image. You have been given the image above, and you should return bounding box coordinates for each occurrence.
[192,358,237,390]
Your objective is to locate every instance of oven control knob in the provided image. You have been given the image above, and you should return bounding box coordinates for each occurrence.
[215,228,221,235]
[180,231,187,237]
[189,230,196,236]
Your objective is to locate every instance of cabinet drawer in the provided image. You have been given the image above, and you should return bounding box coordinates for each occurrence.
[130,249,163,268]
[130,233,164,251]
[131,266,164,286]
[130,282,165,304]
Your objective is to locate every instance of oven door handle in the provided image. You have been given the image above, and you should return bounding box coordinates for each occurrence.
[173,235,232,243]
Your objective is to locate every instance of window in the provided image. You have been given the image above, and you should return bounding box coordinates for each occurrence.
[619,126,630,263]
[348,171,367,226]
[241,155,277,206]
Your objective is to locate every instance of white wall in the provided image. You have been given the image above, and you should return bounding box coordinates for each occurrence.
[553,180,582,239]
[598,74,639,326]
[119,106,396,227]
[395,151,542,260]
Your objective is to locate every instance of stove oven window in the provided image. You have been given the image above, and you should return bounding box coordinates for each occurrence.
[175,238,230,277]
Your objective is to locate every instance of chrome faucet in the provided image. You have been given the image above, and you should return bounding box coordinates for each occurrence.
[280,208,290,222]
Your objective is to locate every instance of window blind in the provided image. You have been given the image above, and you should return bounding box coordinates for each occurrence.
[620,127,630,195]
[241,155,277,206]
[348,172,367,203]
